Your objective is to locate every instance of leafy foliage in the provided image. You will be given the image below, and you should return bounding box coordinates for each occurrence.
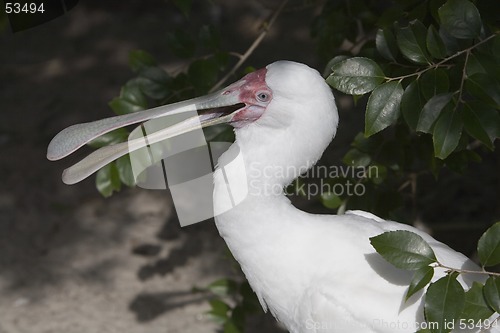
[320,0,499,220]
[370,224,500,333]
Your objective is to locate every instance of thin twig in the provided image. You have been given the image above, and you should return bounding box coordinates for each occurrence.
[436,262,500,277]
[209,0,289,93]
[386,33,498,82]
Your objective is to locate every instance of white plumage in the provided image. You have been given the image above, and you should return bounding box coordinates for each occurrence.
[48,61,497,333]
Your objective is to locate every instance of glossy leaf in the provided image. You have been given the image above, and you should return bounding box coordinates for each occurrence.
[477,222,500,267]
[370,230,437,270]
[462,282,494,322]
[116,155,136,187]
[323,55,349,78]
[401,80,425,130]
[420,69,449,100]
[88,128,129,149]
[366,164,387,185]
[484,276,500,313]
[438,27,460,55]
[320,192,342,209]
[137,67,170,100]
[417,93,453,133]
[396,20,431,64]
[109,80,148,115]
[365,81,404,136]
[466,73,500,107]
[206,279,238,296]
[342,149,371,167]
[438,0,482,39]
[326,57,385,95]
[207,299,230,324]
[128,50,156,73]
[427,25,447,59]
[433,108,463,159]
[466,53,487,76]
[223,320,242,333]
[424,273,465,333]
[376,28,398,61]
[96,163,121,198]
[463,102,499,150]
[406,266,434,301]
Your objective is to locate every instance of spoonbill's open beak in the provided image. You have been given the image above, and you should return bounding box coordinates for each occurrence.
[47,78,259,185]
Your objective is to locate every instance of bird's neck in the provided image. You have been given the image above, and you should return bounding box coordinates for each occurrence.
[213,135,316,211]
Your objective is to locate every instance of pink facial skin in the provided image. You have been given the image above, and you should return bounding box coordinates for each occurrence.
[223,68,273,128]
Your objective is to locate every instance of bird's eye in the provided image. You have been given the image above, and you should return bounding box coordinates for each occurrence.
[256,91,270,102]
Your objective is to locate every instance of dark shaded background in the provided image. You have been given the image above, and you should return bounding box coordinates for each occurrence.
[0,1,498,332]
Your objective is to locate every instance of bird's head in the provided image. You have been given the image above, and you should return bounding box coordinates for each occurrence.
[47,61,338,186]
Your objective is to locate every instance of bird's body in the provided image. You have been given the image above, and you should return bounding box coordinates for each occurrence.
[48,61,497,332]
[216,196,476,332]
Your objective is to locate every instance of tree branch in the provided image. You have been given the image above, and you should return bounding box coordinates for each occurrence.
[209,0,289,93]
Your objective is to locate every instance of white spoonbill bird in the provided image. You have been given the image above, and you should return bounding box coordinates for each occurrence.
[48,61,495,333]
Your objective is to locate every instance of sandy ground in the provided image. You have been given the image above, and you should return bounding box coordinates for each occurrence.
[0,1,314,332]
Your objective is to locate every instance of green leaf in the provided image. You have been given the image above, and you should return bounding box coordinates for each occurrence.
[367,164,387,185]
[342,149,371,167]
[172,0,192,18]
[223,320,242,333]
[88,128,129,149]
[376,28,399,61]
[96,163,121,197]
[370,230,437,270]
[365,81,404,136]
[320,192,343,209]
[109,80,148,115]
[406,266,434,301]
[417,93,453,133]
[420,69,449,101]
[323,55,349,78]
[128,50,156,73]
[137,67,170,100]
[207,299,230,324]
[230,305,245,331]
[438,27,460,55]
[466,73,500,107]
[433,108,463,159]
[116,155,136,187]
[396,20,432,64]
[466,53,487,76]
[206,279,238,296]
[462,282,494,322]
[326,57,385,95]
[477,222,500,267]
[427,25,447,59]
[401,80,425,130]
[463,102,499,150]
[424,273,465,333]
[438,0,482,39]
[484,277,500,313]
